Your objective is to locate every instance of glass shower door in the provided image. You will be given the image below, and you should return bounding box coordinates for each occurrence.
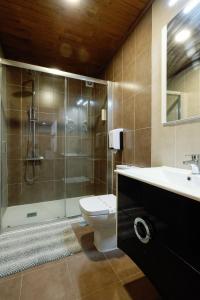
[1,65,67,230]
[0,64,8,233]
[65,78,108,218]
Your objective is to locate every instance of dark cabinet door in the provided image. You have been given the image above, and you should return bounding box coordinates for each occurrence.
[117,174,200,300]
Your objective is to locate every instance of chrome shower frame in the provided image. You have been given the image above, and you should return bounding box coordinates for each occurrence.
[0,58,107,85]
[0,58,112,192]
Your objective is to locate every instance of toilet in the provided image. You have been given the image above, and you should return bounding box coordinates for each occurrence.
[79,194,117,252]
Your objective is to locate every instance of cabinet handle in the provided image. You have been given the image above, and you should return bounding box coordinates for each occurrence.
[134,217,152,244]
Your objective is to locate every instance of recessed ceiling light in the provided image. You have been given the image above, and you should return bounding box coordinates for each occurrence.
[175,29,191,43]
[67,0,80,4]
[168,0,179,7]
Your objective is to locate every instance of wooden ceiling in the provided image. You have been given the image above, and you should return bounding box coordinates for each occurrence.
[0,0,151,77]
[167,4,200,79]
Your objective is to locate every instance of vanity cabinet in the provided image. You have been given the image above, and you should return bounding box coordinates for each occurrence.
[117,174,200,300]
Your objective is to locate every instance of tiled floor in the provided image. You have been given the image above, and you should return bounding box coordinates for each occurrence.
[0,222,161,300]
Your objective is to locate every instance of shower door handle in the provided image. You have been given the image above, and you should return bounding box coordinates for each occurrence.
[2,140,7,154]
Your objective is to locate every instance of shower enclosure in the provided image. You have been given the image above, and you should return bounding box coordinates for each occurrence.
[0,60,109,232]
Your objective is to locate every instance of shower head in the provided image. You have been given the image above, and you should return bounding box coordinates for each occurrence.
[12,88,34,98]
[22,79,35,97]
[21,88,34,97]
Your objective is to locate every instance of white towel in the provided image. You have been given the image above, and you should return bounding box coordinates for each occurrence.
[109,129,123,150]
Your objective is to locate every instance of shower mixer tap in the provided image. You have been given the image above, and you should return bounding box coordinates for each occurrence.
[24,77,43,185]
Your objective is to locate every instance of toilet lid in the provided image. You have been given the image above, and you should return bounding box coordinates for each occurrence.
[79,194,116,216]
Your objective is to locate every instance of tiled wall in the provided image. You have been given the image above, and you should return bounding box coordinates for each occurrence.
[103,8,152,193]
[151,0,200,169]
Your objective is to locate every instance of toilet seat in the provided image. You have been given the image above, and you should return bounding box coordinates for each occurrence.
[79,194,116,216]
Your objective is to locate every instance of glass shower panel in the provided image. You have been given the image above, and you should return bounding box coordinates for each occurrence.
[0,62,108,231]
[0,64,8,233]
[65,79,107,217]
[2,65,66,229]
[93,82,108,196]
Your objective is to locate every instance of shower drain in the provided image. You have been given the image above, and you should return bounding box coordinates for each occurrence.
[27,212,37,218]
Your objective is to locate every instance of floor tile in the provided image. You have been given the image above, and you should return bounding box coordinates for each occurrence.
[68,251,119,298]
[72,223,95,251]
[20,260,76,300]
[0,272,22,283]
[0,276,22,300]
[80,282,133,300]
[80,278,161,300]
[124,277,161,300]
[105,249,144,283]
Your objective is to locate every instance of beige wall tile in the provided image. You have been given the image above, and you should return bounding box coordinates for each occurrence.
[113,50,123,81]
[151,123,176,167]
[135,89,151,129]
[104,8,152,176]
[123,33,136,66]
[175,122,200,168]
[135,47,151,93]
[122,96,135,130]
[113,83,123,129]
[135,9,152,56]
[122,130,134,164]
[135,128,151,167]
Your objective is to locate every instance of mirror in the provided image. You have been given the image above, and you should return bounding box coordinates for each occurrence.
[163,2,200,124]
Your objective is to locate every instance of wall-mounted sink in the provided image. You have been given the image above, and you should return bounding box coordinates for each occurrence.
[116,166,200,202]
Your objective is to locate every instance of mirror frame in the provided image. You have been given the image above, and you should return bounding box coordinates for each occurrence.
[161,21,200,126]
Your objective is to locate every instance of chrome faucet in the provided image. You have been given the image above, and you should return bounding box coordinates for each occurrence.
[183,154,200,174]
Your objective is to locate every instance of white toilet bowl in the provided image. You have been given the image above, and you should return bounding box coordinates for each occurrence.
[79,194,117,252]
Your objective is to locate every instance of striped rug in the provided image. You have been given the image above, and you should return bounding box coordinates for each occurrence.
[0,219,81,277]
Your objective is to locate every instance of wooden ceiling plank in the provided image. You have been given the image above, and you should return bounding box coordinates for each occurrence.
[0,0,152,76]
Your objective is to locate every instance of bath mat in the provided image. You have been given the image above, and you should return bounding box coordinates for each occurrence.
[0,220,82,278]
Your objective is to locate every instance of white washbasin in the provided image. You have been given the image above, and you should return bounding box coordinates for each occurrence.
[115,166,200,202]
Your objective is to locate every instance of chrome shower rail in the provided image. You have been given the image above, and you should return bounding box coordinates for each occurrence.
[0,58,108,85]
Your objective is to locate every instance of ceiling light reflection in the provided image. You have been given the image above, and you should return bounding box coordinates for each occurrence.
[187,48,196,58]
[77,99,83,105]
[175,29,191,43]
[168,0,180,7]
[183,0,200,14]
[66,0,80,5]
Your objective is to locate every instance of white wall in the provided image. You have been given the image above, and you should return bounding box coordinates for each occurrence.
[151,0,200,169]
